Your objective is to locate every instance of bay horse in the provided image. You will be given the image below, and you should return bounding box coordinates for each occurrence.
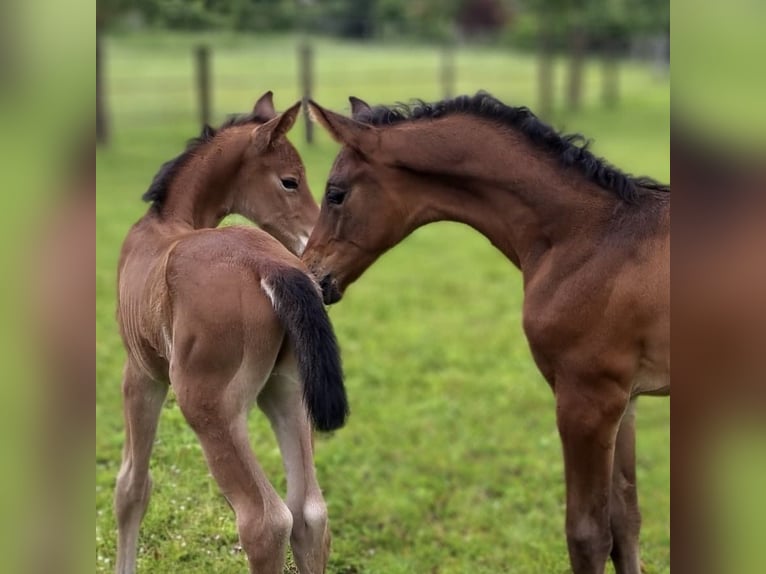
[303,93,669,574]
[114,93,348,574]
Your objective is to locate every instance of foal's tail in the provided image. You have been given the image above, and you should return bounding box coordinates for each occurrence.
[261,267,348,432]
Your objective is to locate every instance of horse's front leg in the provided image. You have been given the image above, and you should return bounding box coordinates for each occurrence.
[609,398,642,574]
[556,376,630,574]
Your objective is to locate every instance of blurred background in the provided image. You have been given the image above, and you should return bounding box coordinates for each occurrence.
[95,0,670,154]
[95,1,670,573]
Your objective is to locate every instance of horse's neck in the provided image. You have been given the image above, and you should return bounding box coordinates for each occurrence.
[161,132,247,230]
[402,125,615,274]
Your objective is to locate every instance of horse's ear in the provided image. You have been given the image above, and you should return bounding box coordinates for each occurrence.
[251,101,301,152]
[253,91,277,120]
[307,100,375,153]
[349,96,371,119]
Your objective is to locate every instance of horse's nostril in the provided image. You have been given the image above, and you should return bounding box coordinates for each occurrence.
[318,274,342,305]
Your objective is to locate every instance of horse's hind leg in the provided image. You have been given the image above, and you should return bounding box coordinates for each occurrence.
[174,368,293,574]
[114,361,168,574]
[609,398,642,574]
[258,351,330,574]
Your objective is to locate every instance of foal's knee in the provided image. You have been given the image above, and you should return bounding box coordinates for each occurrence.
[300,499,328,534]
[567,516,613,568]
[292,498,328,544]
[236,501,293,561]
[114,467,152,526]
[289,498,330,573]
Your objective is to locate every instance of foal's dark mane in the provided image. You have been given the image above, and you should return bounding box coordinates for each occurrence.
[354,92,670,204]
[142,111,269,211]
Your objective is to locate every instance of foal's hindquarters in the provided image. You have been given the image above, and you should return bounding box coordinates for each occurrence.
[115,228,334,574]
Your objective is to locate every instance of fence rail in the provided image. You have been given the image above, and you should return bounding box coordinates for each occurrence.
[97,37,665,146]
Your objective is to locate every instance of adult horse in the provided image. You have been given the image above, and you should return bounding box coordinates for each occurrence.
[303,93,669,574]
[115,93,348,574]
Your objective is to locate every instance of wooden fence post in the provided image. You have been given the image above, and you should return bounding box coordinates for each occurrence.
[299,41,314,144]
[538,18,554,118]
[601,48,619,108]
[566,26,586,111]
[441,41,456,100]
[96,26,109,146]
[195,45,212,128]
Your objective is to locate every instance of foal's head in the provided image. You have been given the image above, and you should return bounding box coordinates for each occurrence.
[303,98,424,303]
[231,95,317,253]
[145,92,317,255]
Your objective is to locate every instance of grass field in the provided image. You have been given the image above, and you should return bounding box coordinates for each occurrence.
[96,33,670,573]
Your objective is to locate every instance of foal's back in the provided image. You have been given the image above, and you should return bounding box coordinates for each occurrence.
[118,218,306,382]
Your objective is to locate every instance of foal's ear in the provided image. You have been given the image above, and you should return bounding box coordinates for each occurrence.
[252,91,277,120]
[349,96,372,119]
[251,101,301,152]
[307,100,375,153]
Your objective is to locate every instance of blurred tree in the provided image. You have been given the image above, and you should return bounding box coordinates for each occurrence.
[225,0,298,33]
[566,3,586,111]
[313,0,376,38]
[457,0,508,37]
[525,0,567,117]
[520,0,669,113]
[147,0,224,30]
[588,0,668,103]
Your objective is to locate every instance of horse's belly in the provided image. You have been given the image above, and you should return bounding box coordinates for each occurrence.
[631,365,670,397]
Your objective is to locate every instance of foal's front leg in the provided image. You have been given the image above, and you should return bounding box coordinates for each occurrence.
[556,378,630,574]
[258,352,330,574]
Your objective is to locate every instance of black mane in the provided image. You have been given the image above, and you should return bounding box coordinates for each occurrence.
[142,110,270,211]
[353,92,669,203]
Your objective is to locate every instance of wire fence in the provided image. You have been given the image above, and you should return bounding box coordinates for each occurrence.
[99,34,668,145]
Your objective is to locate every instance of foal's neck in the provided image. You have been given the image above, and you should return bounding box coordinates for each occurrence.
[400,119,617,275]
[158,129,249,230]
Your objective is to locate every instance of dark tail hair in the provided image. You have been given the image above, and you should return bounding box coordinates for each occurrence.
[262,267,348,431]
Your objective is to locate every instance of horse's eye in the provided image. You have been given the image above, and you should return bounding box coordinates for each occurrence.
[280,178,299,191]
[326,188,347,206]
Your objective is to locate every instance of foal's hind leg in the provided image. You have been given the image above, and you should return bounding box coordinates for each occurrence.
[258,351,330,574]
[173,368,293,574]
[114,361,168,574]
[609,398,642,574]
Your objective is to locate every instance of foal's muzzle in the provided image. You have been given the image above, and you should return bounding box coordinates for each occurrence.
[319,274,342,305]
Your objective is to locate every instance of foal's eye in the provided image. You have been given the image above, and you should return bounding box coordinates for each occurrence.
[280,178,299,191]
[326,188,347,206]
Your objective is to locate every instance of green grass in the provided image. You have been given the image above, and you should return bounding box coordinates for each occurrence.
[96,32,669,573]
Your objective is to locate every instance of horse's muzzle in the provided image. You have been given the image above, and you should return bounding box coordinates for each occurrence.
[319,274,342,305]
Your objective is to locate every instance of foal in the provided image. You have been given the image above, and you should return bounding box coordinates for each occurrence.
[304,93,669,574]
[114,93,348,574]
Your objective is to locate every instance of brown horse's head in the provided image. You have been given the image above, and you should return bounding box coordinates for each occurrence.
[303,98,422,303]
[229,93,318,255]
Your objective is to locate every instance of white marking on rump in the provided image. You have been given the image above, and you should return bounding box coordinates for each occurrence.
[260,277,278,311]
[295,234,309,256]
[162,325,173,358]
